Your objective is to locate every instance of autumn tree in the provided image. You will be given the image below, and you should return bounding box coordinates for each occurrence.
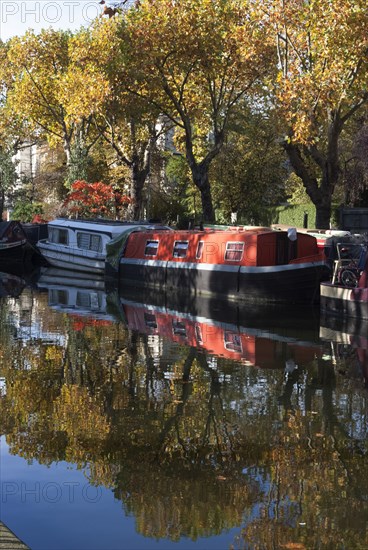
[65,20,165,220]
[119,0,273,222]
[341,116,368,206]
[0,40,27,218]
[0,146,18,219]
[261,0,368,228]
[210,104,288,224]
[3,29,100,184]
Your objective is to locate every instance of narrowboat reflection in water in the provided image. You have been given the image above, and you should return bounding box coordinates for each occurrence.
[36,269,323,368]
[118,290,323,368]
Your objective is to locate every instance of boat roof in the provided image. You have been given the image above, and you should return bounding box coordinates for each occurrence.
[129,226,276,237]
[0,221,24,239]
[48,218,170,235]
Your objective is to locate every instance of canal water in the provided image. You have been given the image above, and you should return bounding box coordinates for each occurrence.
[1,268,368,550]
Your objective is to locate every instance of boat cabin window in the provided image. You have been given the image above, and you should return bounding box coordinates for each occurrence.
[195,324,203,344]
[144,240,159,257]
[172,320,187,337]
[49,289,68,305]
[173,241,189,258]
[77,232,102,252]
[225,242,244,262]
[49,227,68,245]
[224,331,242,353]
[196,241,204,259]
[144,312,157,329]
[76,291,100,310]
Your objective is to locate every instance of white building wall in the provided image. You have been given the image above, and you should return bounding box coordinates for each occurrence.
[14,141,40,181]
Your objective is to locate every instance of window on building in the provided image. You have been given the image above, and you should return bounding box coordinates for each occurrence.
[225,242,244,262]
[49,289,68,305]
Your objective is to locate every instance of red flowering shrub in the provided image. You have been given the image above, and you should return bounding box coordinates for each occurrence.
[32,214,49,223]
[63,180,131,218]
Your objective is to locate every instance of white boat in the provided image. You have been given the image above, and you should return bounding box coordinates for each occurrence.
[320,238,368,320]
[37,218,170,274]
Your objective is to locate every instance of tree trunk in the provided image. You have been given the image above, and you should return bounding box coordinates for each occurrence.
[64,139,71,167]
[189,163,216,223]
[284,144,336,230]
[283,114,342,230]
[183,116,221,224]
[128,161,148,220]
[0,189,4,220]
[315,202,332,230]
[124,122,155,221]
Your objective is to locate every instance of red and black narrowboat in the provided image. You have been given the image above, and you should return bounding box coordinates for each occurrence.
[106,226,330,304]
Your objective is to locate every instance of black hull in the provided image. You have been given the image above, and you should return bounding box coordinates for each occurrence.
[118,260,329,305]
[0,243,29,261]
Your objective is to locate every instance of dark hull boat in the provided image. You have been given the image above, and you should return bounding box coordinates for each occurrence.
[0,221,37,262]
[106,226,330,304]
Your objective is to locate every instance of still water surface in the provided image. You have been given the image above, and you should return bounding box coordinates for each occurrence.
[0,268,368,550]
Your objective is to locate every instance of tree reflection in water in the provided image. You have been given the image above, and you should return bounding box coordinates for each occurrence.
[1,287,368,549]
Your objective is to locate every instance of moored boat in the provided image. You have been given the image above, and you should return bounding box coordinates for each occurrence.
[0,221,37,262]
[21,222,48,246]
[106,226,330,304]
[320,241,368,320]
[36,218,171,274]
